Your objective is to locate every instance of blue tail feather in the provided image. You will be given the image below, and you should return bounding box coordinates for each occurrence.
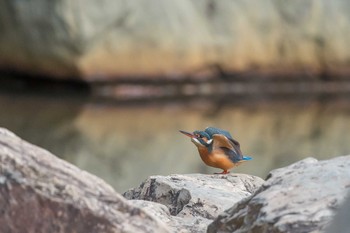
[242,156,252,161]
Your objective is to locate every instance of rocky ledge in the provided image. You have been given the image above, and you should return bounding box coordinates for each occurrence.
[123,173,264,232]
[0,127,349,233]
[207,156,350,233]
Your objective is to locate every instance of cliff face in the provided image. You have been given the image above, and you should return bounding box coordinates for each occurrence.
[0,0,350,80]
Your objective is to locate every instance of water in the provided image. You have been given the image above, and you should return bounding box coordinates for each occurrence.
[1,90,350,193]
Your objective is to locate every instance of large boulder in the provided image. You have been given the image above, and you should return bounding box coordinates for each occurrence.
[0,128,169,233]
[208,156,350,233]
[1,0,350,79]
[124,173,264,232]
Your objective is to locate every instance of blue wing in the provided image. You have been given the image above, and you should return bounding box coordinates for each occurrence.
[206,127,242,154]
[219,147,243,163]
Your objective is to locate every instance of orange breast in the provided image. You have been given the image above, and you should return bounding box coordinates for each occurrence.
[197,148,238,170]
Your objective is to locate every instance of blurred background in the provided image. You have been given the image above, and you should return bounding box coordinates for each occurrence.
[1,0,350,192]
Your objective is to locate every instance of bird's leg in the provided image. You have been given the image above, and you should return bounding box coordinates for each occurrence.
[214,170,230,174]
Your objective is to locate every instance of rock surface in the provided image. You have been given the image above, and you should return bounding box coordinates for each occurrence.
[2,125,350,233]
[1,0,350,79]
[124,174,264,232]
[0,127,169,233]
[326,192,350,233]
[208,156,350,233]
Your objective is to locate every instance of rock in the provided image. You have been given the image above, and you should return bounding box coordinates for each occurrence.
[0,127,169,233]
[326,192,350,233]
[208,156,350,233]
[1,1,350,79]
[6,125,350,233]
[124,173,264,232]
[129,200,191,233]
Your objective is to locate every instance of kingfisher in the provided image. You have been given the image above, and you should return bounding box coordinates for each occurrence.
[179,127,252,174]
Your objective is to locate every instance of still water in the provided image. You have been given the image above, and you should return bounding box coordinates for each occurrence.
[1,92,350,192]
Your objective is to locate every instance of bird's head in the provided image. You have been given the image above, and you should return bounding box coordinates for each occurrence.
[179,130,212,148]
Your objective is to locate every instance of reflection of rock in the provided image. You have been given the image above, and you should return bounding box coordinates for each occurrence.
[123,174,264,232]
[1,1,350,79]
[2,95,350,193]
[208,156,350,233]
[0,127,169,233]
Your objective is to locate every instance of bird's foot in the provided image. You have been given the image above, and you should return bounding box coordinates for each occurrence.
[214,170,230,174]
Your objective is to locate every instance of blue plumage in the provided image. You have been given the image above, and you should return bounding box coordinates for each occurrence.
[242,156,252,161]
[204,127,234,141]
[179,127,252,174]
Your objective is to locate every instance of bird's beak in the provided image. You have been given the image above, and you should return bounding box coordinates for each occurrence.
[180,130,207,148]
[179,130,196,138]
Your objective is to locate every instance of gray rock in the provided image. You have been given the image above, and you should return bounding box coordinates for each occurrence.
[208,156,350,233]
[0,127,169,233]
[1,0,350,79]
[129,200,191,233]
[326,192,350,233]
[124,173,264,232]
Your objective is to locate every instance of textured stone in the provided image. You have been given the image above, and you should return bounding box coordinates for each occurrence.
[0,127,169,233]
[208,156,350,233]
[326,192,350,233]
[1,0,350,79]
[129,200,191,233]
[124,173,264,232]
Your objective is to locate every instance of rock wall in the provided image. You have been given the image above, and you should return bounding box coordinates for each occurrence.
[0,0,350,80]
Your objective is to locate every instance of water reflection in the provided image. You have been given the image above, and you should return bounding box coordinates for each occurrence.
[1,92,350,192]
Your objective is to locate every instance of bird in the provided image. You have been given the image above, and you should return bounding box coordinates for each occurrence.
[179,127,252,174]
